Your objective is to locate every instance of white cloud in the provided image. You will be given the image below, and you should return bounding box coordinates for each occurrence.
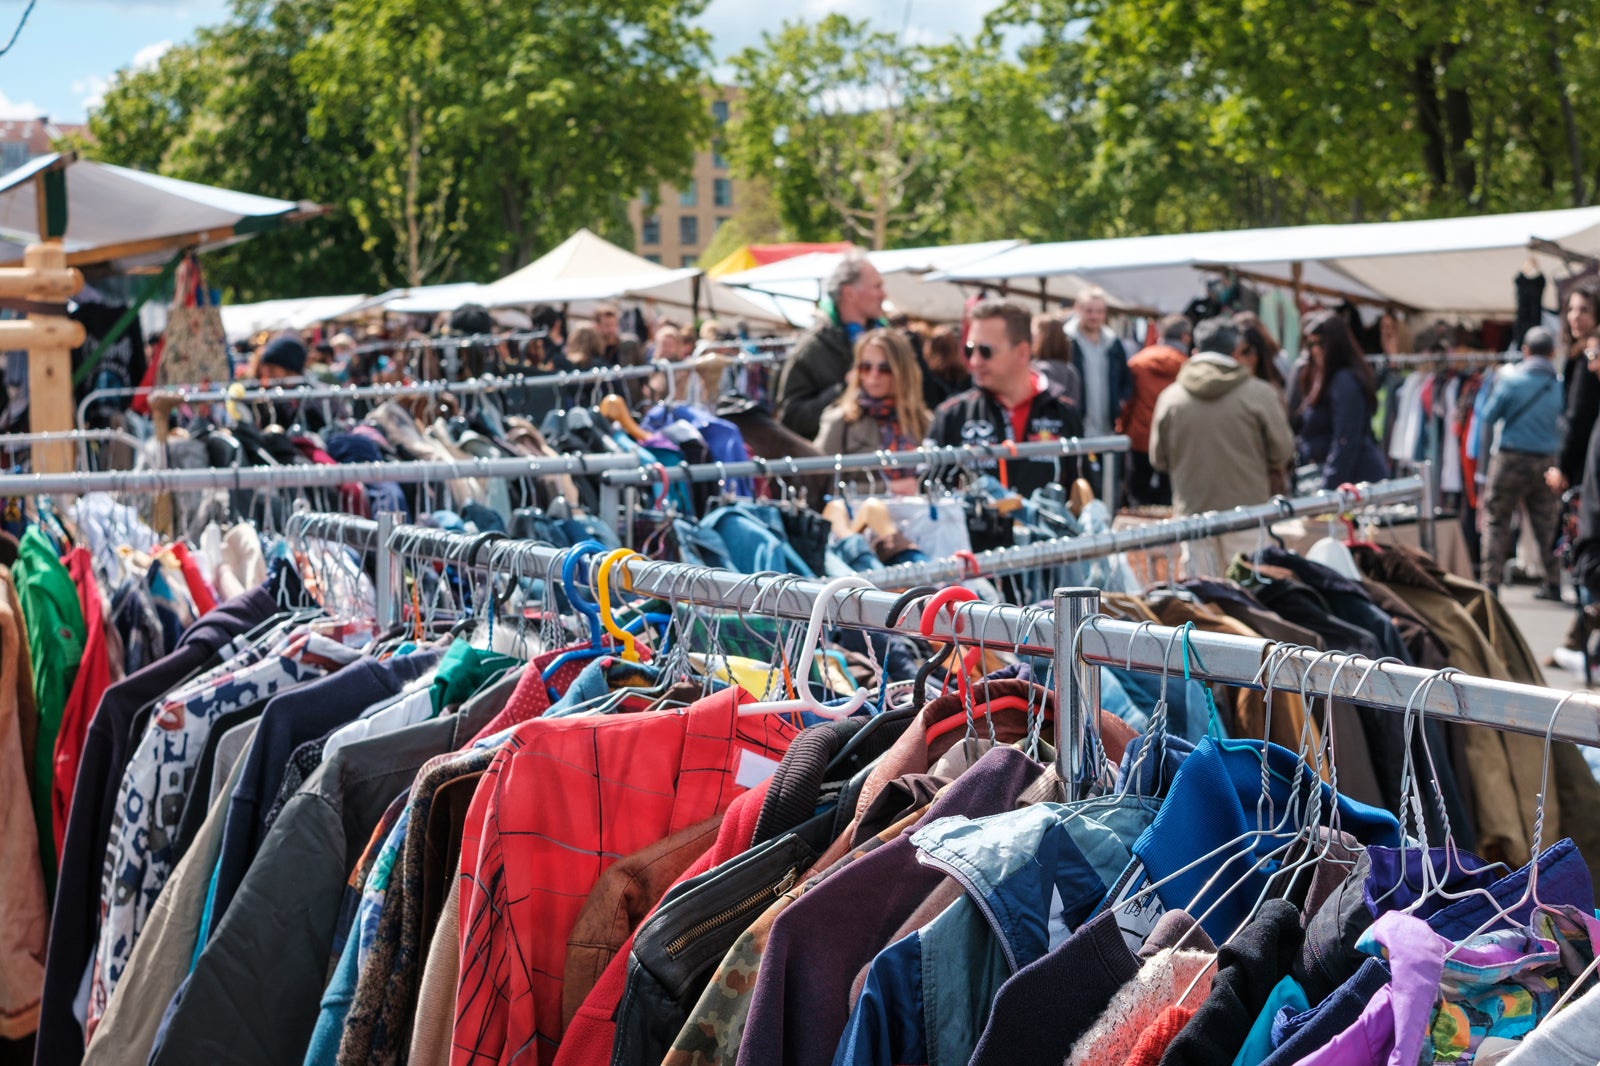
[0,89,42,120]
[132,39,172,69]
[700,0,1001,58]
[71,73,110,113]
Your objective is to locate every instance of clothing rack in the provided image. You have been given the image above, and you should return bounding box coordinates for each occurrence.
[275,512,1600,790]
[0,428,145,471]
[146,337,797,409]
[597,434,1131,487]
[1056,597,1600,779]
[141,347,796,429]
[0,450,644,498]
[1367,352,1516,367]
[875,470,1434,588]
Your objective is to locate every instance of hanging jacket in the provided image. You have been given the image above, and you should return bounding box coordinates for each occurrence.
[0,580,45,1040]
[832,795,1156,1066]
[15,525,87,893]
[449,687,800,1066]
[52,547,111,860]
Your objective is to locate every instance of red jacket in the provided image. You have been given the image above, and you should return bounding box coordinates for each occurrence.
[51,549,110,857]
[452,688,797,1066]
[552,781,772,1066]
[1122,344,1188,452]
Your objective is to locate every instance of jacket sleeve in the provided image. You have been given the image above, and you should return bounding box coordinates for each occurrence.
[775,336,845,441]
[1559,363,1600,484]
[1148,394,1170,473]
[1320,371,1374,487]
[1258,384,1297,469]
[813,408,848,454]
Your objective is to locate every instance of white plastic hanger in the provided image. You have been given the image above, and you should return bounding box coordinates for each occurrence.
[738,574,877,718]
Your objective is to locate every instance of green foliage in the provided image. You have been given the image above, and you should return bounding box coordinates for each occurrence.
[83,0,713,299]
[727,1,1600,249]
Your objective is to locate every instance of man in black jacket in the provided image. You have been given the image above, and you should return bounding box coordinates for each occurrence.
[925,299,1084,498]
[774,251,886,439]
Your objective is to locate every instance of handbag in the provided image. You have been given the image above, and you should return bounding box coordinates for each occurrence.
[157,255,230,386]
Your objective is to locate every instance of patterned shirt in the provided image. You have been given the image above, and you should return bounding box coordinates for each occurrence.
[451,688,798,1066]
[86,631,358,1034]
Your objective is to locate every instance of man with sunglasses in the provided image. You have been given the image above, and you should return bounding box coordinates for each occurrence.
[925,300,1084,499]
[775,251,887,439]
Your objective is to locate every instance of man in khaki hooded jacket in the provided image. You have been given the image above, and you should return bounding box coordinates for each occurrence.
[1150,316,1296,517]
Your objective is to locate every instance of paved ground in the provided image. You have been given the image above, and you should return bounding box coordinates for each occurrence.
[1502,583,1594,691]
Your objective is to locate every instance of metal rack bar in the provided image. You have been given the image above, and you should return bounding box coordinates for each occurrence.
[375,519,1056,653]
[873,473,1428,587]
[1072,616,1600,750]
[142,342,797,410]
[0,450,644,497]
[597,435,1131,486]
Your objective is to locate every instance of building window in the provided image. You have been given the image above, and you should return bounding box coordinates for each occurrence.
[712,139,728,170]
[644,254,662,264]
[682,255,698,268]
[678,182,698,207]
[712,100,729,125]
[641,215,660,245]
[679,216,699,246]
[713,178,733,208]
[0,142,28,174]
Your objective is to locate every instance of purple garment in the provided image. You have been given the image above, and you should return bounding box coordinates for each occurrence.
[736,746,1047,1066]
[1293,911,1445,1066]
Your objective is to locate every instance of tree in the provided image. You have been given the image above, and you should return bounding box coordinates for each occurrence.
[727,16,971,249]
[83,0,716,297]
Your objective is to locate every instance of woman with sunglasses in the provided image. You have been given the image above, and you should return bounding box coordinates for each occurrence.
[814,329,933,464]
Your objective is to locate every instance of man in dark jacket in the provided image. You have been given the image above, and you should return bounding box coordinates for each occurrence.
[925,299,1085,498]
[774,251,886,439]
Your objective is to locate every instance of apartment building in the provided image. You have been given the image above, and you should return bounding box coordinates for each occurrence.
[627,89,742,268]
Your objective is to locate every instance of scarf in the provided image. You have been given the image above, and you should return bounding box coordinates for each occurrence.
[858,392,917,451]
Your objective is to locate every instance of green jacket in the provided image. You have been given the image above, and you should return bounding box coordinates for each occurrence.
[14,524,85,891]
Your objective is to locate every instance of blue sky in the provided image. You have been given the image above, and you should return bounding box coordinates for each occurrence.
[0,0,999,124]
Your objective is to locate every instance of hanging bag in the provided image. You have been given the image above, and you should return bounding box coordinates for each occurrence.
[158,255,230,386]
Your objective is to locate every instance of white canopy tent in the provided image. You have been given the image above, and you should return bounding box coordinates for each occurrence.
[717,239,1102,321]
[0,153,323,271]
[934,207,1600,317]
[220,294,371,342]
[476,229,794,326]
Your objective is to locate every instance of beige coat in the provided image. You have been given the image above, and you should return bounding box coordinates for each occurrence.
[0,578,47,1039]
[1149,353,1296,516]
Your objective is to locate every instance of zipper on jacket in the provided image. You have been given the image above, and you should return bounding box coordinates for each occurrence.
[664,868,798,957]
[916,851,1020,973]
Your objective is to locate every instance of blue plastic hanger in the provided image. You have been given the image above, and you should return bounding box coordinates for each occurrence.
[540,541,614,698]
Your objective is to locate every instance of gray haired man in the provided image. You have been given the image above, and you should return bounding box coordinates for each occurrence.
[774,250,887,439]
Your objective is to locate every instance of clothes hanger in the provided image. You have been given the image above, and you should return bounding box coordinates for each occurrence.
[737,574,878,718]
[594,548,647,663]
[911,586,981,720]
[538,540,614,695]
[599,394,649,442]
[1441,688,1583,959]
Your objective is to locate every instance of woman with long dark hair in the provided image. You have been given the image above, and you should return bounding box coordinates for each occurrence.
[1295,309,1390,488]
[1234,311,1289,397]
[1548,280,1600,494]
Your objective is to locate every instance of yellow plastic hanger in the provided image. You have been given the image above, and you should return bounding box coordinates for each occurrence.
[596,548,644,661]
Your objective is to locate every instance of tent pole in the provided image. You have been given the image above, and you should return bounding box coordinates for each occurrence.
[1291,261,1304,309]
[1039,278,1048,312]
[692,275,702,324]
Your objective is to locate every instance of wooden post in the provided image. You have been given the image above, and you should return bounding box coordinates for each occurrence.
[22,243,85,474]
[1291,261,1305,310]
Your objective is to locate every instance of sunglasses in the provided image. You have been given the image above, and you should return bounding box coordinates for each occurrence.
[965,343,997,360]
[856,361,892,376]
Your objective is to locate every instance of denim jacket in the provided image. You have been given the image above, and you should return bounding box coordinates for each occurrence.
[833,795,1156,1066]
